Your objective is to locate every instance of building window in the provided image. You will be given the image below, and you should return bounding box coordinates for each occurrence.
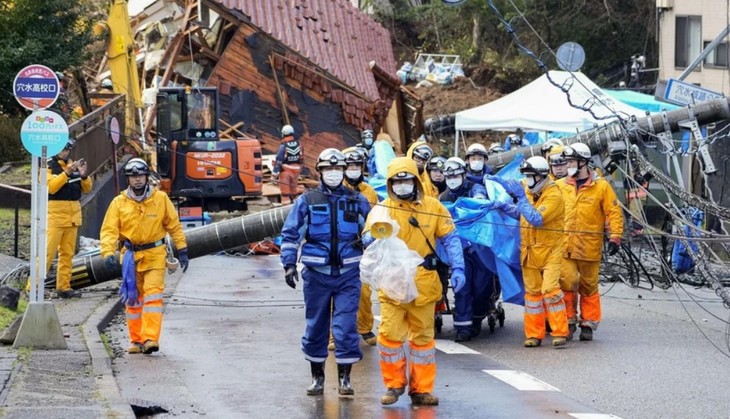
[675,16,702,68]
[703,41,729,68]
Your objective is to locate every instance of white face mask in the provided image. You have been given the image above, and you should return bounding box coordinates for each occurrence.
[345,169,362,181]
[446,177,463,190]
[527,176,547,194]
[322,170,344,188]
[392,182,415,197]
[567,167,579,177]
[363,138,374,147]
[469,160,484,172]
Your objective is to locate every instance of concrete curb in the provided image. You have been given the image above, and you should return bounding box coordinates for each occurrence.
[81,296,135,418]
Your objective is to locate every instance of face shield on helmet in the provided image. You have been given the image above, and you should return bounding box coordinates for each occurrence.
[316,148,346,188]
[488,143,504,155]
[519,157,550,194]
[124,158,150,176]
[562,143,591,178]
[442,157,467,191]
[548,152,568,179]
[426,156,446,183]
[411,144,433,172]
[343,148,365,185]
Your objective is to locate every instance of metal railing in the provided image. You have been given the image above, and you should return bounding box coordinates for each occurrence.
[0,183,31,258]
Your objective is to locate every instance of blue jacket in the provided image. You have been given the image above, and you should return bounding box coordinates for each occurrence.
[438,179,487,203]
[280,184,371,274]
[466,167,491,186]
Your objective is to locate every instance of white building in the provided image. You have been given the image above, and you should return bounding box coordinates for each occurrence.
[658,0,730,95]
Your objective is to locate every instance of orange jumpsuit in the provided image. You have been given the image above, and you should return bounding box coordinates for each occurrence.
[100,188,187,345]
[561,173,624,330]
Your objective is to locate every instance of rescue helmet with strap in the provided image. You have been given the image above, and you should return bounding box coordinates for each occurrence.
[316,148,347,170]
[124,158,150,176]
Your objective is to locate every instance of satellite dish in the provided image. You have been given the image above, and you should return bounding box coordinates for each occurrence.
[556,42,586,72]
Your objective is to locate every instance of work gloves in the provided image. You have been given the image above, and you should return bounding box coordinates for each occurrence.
[608,238,621,256]
[179,248,189,273]
[104,255,118,271]
[284,265,299,289]
[451,268,466,294]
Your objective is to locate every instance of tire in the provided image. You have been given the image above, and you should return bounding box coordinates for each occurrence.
[488,316,496,333]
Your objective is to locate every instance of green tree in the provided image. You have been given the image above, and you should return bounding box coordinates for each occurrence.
[0,0,94,116]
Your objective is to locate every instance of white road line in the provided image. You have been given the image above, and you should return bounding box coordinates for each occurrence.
[483,370,560,391]
[435,339,481,354]
[569,414,623,419]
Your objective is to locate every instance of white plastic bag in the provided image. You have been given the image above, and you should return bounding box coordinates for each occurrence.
[360,207,422,304]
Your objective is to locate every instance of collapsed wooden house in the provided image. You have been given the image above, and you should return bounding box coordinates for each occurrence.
[126,0,422,174]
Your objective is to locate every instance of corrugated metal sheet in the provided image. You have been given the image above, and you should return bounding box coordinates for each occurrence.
[214,0,397,103]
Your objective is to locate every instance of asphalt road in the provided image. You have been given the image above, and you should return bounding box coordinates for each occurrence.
[109,254,730,418]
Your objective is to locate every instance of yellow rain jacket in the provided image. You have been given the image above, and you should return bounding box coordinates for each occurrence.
[100,188,187,271]
[345,181,378,206]
[47,158,92,227]
[406,142,439,198]
[563,172,624,261]
[521,180,565,270]
[363,157,456,305]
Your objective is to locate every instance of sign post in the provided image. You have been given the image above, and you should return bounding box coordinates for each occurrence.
[13,65,68,349]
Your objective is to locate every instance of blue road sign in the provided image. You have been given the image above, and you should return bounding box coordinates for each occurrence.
[664,78,723,106]
[20,110,69,156]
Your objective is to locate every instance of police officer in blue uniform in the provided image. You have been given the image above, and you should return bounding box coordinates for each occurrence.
[280,148,372,397]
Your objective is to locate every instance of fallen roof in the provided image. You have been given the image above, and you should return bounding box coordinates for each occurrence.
[213,0,397,103]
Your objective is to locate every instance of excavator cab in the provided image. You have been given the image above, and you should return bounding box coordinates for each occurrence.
[156,87,261,212]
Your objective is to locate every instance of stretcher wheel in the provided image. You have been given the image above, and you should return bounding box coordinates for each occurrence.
[488,315,496,333]
[498,305,505,328]
[435,315,443,334]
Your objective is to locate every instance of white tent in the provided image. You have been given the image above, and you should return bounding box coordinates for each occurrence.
[455,71,648,133]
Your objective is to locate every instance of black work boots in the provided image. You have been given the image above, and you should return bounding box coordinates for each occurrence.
[306,362,325,395]
[337,364,354,395]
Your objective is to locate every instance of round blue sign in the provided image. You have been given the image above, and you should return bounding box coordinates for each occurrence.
[20,110,69,156]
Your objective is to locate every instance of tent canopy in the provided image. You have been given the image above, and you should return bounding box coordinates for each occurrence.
[605,89,680,113]
[455,71,648,133]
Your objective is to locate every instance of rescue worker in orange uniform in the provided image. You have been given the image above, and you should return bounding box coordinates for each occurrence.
[273,124,303,204]
[406,142,439,198]
[100,158,188,355]
[560,143,624,341]
[492,157,568,347]
[363,157,465,406]
[46,139,91,298]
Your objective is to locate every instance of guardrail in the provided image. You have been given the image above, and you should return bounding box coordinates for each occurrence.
[0,183,31,258]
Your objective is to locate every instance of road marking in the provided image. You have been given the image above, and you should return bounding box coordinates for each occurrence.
[435,339,480,354]
[483,370,560,391]
[569,414,623,419]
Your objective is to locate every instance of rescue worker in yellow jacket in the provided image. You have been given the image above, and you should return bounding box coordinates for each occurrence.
[46,139,91,298]
[363,157,465,406]
[561,143,624,341]
[492,157,568,347]
[406,142,439,198]
[100,158,188,355]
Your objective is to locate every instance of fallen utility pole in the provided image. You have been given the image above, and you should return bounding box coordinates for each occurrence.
[44,206,292,290]
[486,97,730,169]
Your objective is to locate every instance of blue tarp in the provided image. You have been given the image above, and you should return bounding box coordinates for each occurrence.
[672,207,703,274]
[606,89,680,113]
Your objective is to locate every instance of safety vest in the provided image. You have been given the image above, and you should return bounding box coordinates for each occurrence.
[283,137,302,164]
[300,188,363,269]
[48,157,82,201]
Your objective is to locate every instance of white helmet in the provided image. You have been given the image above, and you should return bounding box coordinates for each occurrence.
[506,134,522,145]
[316,148,346,170]
[101,78,113,89]
[488,143,504,154]
[441,157,467,176]
[519,156,550,176]
[563,143,592,161]
[465,143,489,158]
[281,125,295,137]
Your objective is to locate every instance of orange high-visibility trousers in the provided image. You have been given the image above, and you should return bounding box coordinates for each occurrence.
[563,259,602,329]
[46,225,78,291]
[523,264,568,339]
[357,284,374,335]
[377,300,437,394]
[126,268,165,344]
[560,258,580,324]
